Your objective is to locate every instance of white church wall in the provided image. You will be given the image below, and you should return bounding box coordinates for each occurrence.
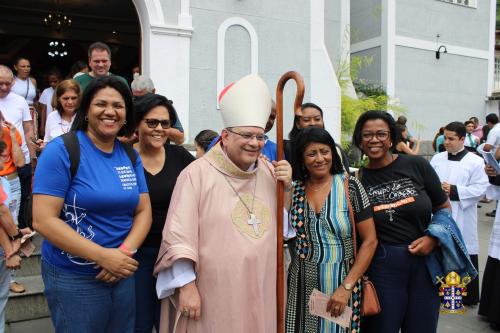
[188,1,311,141]
[135,0,343,143]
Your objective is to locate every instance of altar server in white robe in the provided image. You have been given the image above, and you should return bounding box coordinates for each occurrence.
[430,121,489,306]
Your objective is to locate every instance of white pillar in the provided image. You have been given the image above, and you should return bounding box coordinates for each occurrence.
[487,0,496,97]
[310,0,342,142]
[381,0,396,96]
[132,0,193,140]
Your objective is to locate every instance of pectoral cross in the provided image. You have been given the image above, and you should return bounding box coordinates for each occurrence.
[386,207,395,222]
[248,213,262,236]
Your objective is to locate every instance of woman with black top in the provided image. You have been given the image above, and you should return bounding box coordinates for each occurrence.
[352,110,449,333]
[393,123,420,155]
[133,94,194,332]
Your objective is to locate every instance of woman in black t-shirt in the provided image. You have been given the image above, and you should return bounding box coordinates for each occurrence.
[133,93,195,332]
[352,111,449,333]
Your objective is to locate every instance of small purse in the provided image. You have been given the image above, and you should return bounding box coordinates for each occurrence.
[343,174,381,316]
[359,276,381,316]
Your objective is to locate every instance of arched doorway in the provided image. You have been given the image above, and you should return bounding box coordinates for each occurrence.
[0,0,141,90]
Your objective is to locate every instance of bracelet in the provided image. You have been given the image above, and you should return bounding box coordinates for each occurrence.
[284,183,293,192]
[118,244,136,257]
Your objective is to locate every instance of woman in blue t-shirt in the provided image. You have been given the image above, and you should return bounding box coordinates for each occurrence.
[32,76,152,333]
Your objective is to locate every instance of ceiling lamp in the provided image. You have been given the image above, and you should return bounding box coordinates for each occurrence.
[43,12,72,31]
[47,41,69,58]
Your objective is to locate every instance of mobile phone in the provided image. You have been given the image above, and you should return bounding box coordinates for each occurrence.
[21,231,36,244]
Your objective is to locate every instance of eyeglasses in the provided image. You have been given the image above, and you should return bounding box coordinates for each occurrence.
[144,118,171,129]
[227,128,266,142]
[361,131,390,141]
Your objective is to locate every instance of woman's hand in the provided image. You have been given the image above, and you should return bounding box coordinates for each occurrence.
[408,235,438,256]
[485,164,497,177]
[178,281,201,320]
[272,160,292,189]
[5,239,22,259]
[95,248,138,279]
[96,268,121,283]
[326,286,351,317]
[6,254,21,269]
[34,139,45,151]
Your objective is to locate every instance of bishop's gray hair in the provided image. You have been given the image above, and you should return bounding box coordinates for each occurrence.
[131,73,155,93]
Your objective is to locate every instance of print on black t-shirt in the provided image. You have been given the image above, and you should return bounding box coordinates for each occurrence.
[360,155,448,245]
[367,178,417,216]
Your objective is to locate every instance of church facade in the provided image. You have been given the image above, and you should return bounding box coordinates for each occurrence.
[136,0,497,141]
[132,0,349,141]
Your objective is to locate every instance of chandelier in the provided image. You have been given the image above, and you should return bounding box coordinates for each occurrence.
[47,41,68,58]
[43,12,72,31]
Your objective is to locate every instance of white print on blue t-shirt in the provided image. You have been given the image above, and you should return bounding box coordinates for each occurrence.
[115,166,137,190]
[60,194,95,265]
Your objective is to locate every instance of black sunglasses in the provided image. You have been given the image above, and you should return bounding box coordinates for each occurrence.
[144,118,171,129]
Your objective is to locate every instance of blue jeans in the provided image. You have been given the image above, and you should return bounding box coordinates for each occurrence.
[362,243,440,333]
[42,259,135,333]
[6,176,21,225]
[134,247,160,333]
[0,250,9,333]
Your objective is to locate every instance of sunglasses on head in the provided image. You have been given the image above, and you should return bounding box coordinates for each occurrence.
[144,118,171,129]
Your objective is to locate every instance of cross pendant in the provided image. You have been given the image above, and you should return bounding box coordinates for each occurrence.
[248,213,262,236]
[386,208,395,222]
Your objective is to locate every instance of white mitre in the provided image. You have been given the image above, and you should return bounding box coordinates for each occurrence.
[218,74,272,129]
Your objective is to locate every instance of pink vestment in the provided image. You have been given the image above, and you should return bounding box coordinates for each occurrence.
[154,143,277,333]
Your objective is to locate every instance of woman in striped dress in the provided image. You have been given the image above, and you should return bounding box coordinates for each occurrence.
[286,128,377,333]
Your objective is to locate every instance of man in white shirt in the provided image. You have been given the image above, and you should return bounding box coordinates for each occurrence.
[431,121,489,305]
[464,120,480,152]
[0,64,34,293]
[38,69,61,138]
[0,65,35,231]
[483,113,500,152]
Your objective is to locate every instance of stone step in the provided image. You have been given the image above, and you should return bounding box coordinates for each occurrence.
[6,275,49,323]
[6,317,54,333]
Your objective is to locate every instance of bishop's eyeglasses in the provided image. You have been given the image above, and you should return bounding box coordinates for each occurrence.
[226,128,266,142]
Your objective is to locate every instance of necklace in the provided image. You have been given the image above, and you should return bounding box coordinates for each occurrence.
[60,120,71,134]
[307,176,332,192]
[223,173,260,235]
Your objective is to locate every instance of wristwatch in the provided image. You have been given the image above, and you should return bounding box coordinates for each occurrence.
[341,282,354,292]
[10,230,23,241]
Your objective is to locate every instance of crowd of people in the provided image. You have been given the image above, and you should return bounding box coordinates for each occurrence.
[0,40,498,333]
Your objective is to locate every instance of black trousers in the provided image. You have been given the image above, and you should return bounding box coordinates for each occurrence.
[17,164,32,229]
[463,254,480,305]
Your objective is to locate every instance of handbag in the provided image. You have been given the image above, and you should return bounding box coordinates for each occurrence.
[343,174,381,316]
